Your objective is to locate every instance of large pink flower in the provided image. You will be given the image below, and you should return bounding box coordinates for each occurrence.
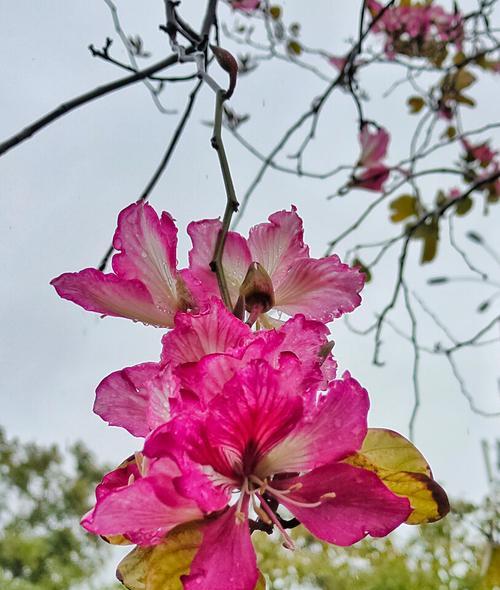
[187,207,364,325]
[51,203,202,328]
[94,299,336,437]
[140,360,411,589]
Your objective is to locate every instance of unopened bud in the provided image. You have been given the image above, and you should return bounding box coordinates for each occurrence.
[210,45,238,99]
[240,262,275,314]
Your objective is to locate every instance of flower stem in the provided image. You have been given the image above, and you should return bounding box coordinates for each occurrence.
[209,88,240,309]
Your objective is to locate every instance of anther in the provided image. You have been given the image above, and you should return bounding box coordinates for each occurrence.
[320,492,337,500]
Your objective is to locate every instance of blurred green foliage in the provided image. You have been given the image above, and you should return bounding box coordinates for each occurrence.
[1,426,498,589]
[255,499,499,590]
[0,427,119,590]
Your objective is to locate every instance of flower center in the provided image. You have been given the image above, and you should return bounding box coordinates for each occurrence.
[233,473,325,550]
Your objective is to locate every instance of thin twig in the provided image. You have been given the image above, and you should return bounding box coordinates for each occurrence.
[0,52,187,157]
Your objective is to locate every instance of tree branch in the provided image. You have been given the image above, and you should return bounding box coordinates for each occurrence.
[0,52,191,157]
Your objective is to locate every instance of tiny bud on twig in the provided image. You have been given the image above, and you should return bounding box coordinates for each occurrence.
[210,45,238,99]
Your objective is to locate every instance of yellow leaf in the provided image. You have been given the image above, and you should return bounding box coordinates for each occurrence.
[117,522,267,590]
[482,544,500,588]
[102,533,133,546]
[346,428,449,525]
[382,471,450,524]
[445,125,456,139]
[269,5,281,19]
[256,571,267,589]
[407,96,425,114]
[453,69,476,91]
[421,227,438,263]
[455,196,473,216]
[358,428,431,476]
[455,93,476,107]
[287,40,302,55]
[389,195,418,222]
[453,51,466,66]
[117,523,202,590]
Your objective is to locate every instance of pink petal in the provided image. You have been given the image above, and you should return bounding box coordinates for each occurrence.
[51,269,172,326]
[173,333,283,406]
[144,420,230,513]
[328,55,347,70]
[145,365,179,431]
[247,207,309,287]
[183,504,258,590]
[273,256,365,322]
[359,126,390,167]
[275,463,411,546]
[94,362,161,437]
[161,298,251,366]
[111,203,187,316]
[230,0,260,12]
[174,317,332,407]
[278,314,337,380]
[354,164,390,191]
[188,358,304,480]
[95,456,141,502]
[82,459,204,546]
[187,219,252,307]
[258,372,368,476]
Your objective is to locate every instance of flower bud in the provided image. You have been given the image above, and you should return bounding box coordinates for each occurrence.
[239,262,275,314]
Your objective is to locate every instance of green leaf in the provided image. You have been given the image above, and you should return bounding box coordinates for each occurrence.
[389,195,418,222]
[352,257,372,282]
[407,96,425,114]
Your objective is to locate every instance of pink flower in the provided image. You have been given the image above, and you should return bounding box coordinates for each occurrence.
[94,299,336,437]
[350,125,391,192]
[138,360,411,589]
[51,203,203,328]
[230,0,260,12]
[352,164,391,192]
[328,55,348,70]
[358,125,390,167]
[367,0,464,58]
[187,207,365,325]
[461,138,497,166]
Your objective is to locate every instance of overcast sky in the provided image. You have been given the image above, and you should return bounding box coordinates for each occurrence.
[1,0,499,574]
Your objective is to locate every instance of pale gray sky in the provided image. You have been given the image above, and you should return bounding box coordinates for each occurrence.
[1,0,499,558]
